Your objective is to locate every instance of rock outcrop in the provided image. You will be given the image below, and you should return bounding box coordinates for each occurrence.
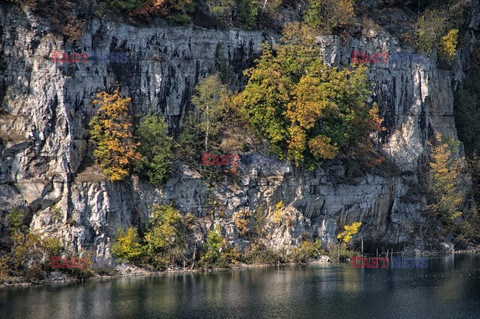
[0,2,477,256]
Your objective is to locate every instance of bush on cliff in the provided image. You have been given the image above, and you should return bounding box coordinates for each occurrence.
[304,0,355,34]
[131,0,193,21]
[415,8,448,54]
[142,204,187,268]
[105,0,143,13]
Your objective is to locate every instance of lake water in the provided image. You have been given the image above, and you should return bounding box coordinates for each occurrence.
[1,253,480,318]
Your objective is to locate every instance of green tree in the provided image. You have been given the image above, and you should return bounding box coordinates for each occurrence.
[90,89,141,181]
[111,227,143,262]
[137,114,173,186]
[234,23,379,168]
[207,0,235,22]
[237,0,260,30]
[176,113,204,162]
[191,75,229,153]
[106,0,143,13]
[6,208,26,235]
[415,8,448,54]
[201,225,224,265]
[200,225,240,267]
[304,0,355,33]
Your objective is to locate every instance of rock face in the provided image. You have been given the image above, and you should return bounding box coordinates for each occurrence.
[0,3,475,256]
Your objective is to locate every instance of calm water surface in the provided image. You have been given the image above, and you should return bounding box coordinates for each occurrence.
[1,254,480,319]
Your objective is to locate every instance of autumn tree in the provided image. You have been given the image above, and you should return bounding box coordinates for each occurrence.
[111,227,143,262]
[440,29,459,62]
[234,23,380,168]
[337,221,362,249]
[429,134,466,228]
[191,75,229,153]
[90,88,141,181]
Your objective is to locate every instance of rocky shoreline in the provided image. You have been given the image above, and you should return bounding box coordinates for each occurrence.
[0,255,333,288]
[5,251,480,288]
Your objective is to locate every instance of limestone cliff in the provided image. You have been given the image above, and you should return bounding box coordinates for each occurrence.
[0,2,478,257]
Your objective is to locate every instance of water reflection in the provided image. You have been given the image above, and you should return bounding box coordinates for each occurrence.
[1,254,480,319]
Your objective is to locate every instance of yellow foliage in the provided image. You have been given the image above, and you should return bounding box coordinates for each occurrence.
[273,201,284,223]
[224,247,241,265]
[369,106,385,132]
[90,88,141,181]
[287,126,308,164]
[429,134,465,225]
[233,210,253,236]
[183,212,198,230]
[111,227,143,261]
[308,135,338,159]
[273,201,293,226]
[440,29,459,62]
[275,201,284,210]
[337,221,362,246]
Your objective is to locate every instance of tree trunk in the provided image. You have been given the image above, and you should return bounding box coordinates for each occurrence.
[205,104,209,152]
[361,236,364,256]
[262,0,268,13]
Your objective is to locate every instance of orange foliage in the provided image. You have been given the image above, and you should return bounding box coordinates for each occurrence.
[90,88,141,181]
